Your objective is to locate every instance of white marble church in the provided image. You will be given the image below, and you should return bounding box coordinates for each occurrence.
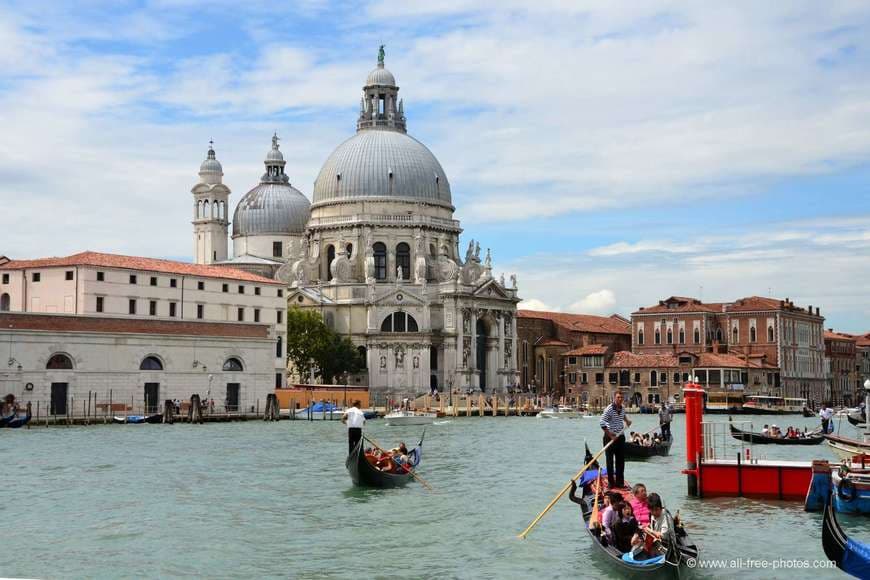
[196,49,521,395]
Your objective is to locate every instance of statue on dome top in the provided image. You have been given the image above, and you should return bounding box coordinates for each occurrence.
[378,45,385,65]
[272,132,279,149]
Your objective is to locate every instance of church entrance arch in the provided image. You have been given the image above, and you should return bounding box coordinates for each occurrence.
[476,318,488,391]
[0,293,9,311]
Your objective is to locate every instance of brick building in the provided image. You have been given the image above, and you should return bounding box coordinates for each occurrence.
[566,349,776,411]
[631,296,826,405]
[855,333,870,395]
[516,310,631,396]
[825,330,858,406]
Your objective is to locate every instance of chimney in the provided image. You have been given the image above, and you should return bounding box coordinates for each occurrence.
[816,307,820,316]
[808,304,812,314]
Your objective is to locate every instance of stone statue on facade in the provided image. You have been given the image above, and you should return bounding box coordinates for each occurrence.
[378,45,385,65]
[510,274,517,289]
[396,265,403,284]
[462,342,471,368]
[465,240,475,264]
[395,346,405,368]
[504,340,512,368]
[474,242,481,262]
[499,273,505,287]
[436,245,459,282]
[414,236,427,284]
[484,248,492,269]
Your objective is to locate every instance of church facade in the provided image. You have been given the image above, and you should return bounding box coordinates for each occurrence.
[204,51,521,395]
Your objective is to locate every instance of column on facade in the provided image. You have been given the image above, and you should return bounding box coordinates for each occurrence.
[470,309,478,388]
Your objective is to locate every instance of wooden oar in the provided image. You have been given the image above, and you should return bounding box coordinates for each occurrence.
[365,435,435,492]
[517,423,663,540]
[588,471,602,530]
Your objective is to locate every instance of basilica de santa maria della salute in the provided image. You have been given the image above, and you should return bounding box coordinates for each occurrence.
[196,52,521,395]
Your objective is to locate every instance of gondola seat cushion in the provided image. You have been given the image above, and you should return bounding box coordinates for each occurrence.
[621,552,665,566]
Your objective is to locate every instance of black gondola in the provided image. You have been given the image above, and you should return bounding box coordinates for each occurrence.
[624,435,672,459]
[577,474,699,576]
[728,421,824,445]
[3,412,31,429]
[346,434,423,488]
[847,412,866,427]
[802,408,815,418]
[823,498,870,578]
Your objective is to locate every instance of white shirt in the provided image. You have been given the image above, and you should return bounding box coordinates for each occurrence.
[820,408,834,420]
[345,407,366,429]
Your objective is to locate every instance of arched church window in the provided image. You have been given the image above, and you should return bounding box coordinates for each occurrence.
[396,243,410,279]
[346,243,353,258]
[223,357,244,372]
[666,329,673,344]
[326,245,335,281]
[373,243,387,280]
[46,353,73,369]
[197,200,203,219]
[203,200,210,220]
[139,356,163,371]
[380,312,419,333]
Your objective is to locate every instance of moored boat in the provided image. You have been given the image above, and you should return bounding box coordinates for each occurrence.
[3,412,32,429]
[624,434,672,459]
[346,434,423,488]
[728,421,823,445]
[825,434,870,461]
[536,405,583,419]
[295,402,345,421]
[822,498,870,578]
[384,409,436,426]
[741,395,809,415]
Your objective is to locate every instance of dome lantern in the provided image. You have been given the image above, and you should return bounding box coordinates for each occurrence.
[262,132,289,184]
[357,46,406,133]
[198,139,223,185]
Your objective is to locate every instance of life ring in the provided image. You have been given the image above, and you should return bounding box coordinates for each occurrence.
[838,477,857,502]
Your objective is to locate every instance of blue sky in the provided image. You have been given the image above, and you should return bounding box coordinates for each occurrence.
[2,1,870,331]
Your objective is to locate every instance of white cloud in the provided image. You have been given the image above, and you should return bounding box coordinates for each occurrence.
[518,298,555,312]
[568,289,617,315]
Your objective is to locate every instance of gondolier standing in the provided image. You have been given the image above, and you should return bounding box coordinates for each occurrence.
[658,402,672,440]
[819,403,834,434]
[600,392,631,489]
[342,399,366,454]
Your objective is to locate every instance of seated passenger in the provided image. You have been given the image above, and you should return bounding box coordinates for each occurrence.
[601,491,623,543]
[761,424,770,435]
[637,493,670,558]
[612,502,639,553]
[630,483,651,527]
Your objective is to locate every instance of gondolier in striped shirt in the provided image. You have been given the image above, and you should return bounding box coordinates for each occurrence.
[600,392,631,489]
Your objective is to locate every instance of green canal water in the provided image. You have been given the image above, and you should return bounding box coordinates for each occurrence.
[2,414,867,579]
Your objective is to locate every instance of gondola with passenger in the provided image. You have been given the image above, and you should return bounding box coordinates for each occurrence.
[624,433,672,459]
[822,498,870,578]
[728,420,824,445]
[346,433,423,488]
[575,471,698,575]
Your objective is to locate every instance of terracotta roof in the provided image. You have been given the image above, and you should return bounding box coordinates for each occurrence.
[825,330,856,342]
[694,352,774,369]
[854,333,870,347]
[535,338,570,347]
[0,251,282,284]
[633,296,724,314]
[0,313,270,338]
[635,295,821,316]
[609,351,679,368]
[565,344,609,356]
[518,310,631,335]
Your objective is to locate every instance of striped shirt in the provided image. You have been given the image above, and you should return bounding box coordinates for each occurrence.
[600,403,626,436]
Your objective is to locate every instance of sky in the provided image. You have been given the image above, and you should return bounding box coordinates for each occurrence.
[1,1,870,331]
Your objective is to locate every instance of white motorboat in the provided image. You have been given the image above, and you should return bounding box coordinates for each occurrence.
[536,405,583,419]
[384,409,436,426]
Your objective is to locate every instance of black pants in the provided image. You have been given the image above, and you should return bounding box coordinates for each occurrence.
[661,421,671,440]
[603,433,626,488]
[348,427,362,455]
[822,418,830,434]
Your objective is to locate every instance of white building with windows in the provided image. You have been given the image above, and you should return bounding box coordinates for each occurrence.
[0,252,287,408]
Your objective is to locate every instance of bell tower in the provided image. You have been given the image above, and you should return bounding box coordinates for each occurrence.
[192,141,230,264]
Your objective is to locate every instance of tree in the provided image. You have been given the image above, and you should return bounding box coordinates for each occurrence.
[285,307,365,384]
[285,307,330,382]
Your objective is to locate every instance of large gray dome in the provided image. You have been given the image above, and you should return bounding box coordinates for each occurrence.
[312,130,452,207]
[232,183,310,236]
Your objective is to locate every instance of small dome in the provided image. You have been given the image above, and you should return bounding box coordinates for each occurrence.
[312,130,451,207]
[198,143,223,184]
[232,183,311,237]
[366,64,396,87]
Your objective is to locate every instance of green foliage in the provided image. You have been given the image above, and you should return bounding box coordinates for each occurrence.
[285,307,365,384]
